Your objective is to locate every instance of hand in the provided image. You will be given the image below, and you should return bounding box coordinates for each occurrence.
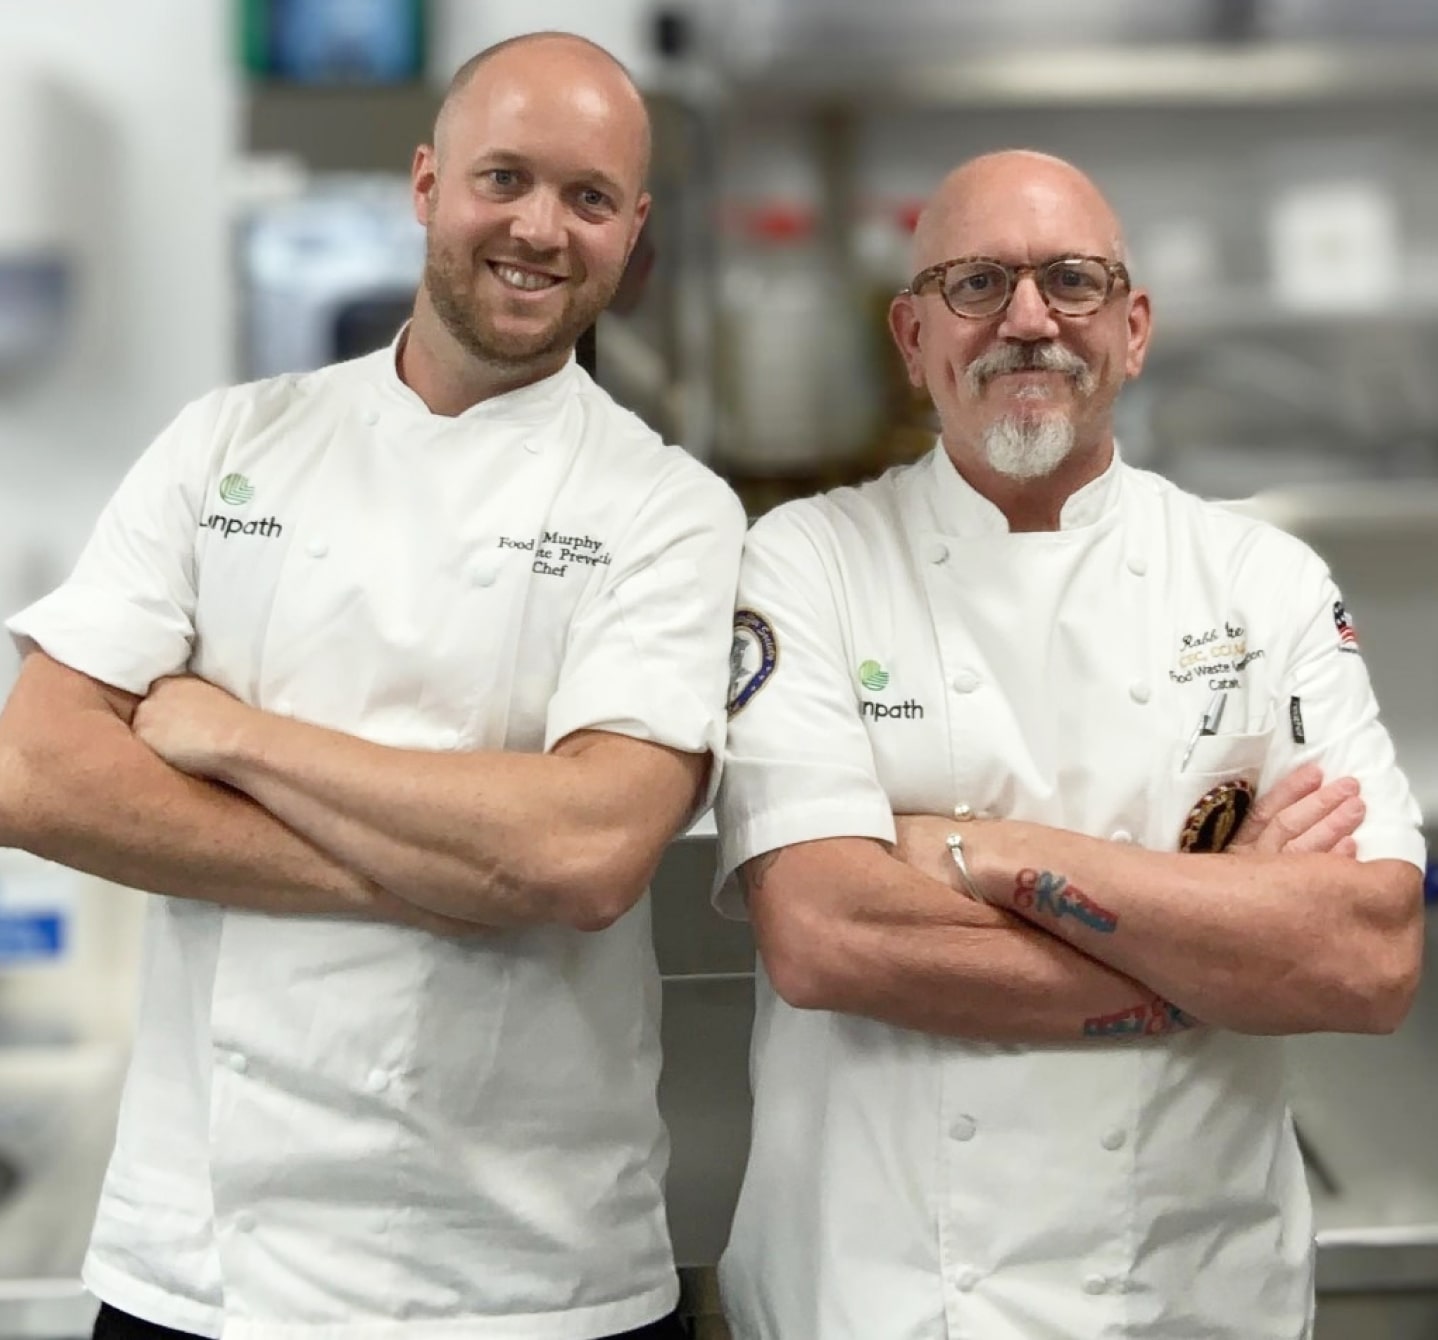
[1227,762,1363,858]
[132,675,255,780]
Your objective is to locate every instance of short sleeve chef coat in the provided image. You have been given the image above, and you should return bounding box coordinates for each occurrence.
[6,339,746,1340]
[714,444,1424,1340]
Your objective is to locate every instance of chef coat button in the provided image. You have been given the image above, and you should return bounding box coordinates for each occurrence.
[305,537,329,559]
[365,1069,391,1094]
[950,1114,977,1142]
[928,542,949,565]
[442,728,462,749]
[955,1267,981,1292]
[274,699,294,718]
[361,407,379,426]
[469,559,500,588]
[951,671,980,694]
[1083,1274,1109,1295]
[1101,1128,1128,1151]
[226,1051,248,1074]
[1110,829,1133,845]
[1129,682,1151,704]
[235,1212,257,1234]
[1126,555,1148,577]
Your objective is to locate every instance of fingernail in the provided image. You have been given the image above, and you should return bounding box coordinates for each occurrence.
[1337,778,1360,797]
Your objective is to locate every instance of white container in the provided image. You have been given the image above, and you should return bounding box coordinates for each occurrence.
[715,203,880,475]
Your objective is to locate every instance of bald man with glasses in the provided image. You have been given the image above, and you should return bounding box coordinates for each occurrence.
[712,150,1424,1339]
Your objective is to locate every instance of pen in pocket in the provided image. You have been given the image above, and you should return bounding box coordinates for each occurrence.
[1179,689,1228,772]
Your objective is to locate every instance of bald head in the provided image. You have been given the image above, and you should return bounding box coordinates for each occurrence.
[911,150,1128,275]
[435,32,651,183]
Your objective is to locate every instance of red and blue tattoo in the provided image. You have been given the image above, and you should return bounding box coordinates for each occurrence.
[1083,996,1196,1040]
[1013,868,1118,934]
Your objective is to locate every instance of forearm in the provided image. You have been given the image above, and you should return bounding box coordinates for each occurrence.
[208,713,694,930]
[970,822,1420,1034]
[750,842,1196,1044]
[0,658,474,932]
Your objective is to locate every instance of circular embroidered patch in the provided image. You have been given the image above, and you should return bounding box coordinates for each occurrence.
[727,608,778,716]
[1178,778,1254,853]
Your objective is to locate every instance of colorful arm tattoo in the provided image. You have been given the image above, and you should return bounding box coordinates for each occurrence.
[1083,996,1197,1041]
[1013,868,1119,934]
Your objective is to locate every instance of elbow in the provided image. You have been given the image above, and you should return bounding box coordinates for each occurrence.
[1353,879,1426,1034]
[546,826,663,933]
[764,943,833,1011]
[1318,912,1425,1036]
[0,739,42,851]
[753,897,845,1012]
[1354,938,1423,1035]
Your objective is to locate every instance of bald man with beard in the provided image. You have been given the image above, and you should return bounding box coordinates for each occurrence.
[712,150,1423,1339]
[0,32,742,1340]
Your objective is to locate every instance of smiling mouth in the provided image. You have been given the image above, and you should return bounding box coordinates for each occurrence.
[489,262,564,292]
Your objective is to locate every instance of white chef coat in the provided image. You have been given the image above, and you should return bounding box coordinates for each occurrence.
[714,444,1424,1340]
[6,337,746,1340]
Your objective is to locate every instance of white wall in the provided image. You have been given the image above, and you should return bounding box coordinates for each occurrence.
[0,0,238,692]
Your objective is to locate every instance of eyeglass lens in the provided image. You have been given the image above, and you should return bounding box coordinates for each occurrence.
[942,258,1112,317]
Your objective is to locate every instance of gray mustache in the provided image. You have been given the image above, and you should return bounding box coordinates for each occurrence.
[966,342,1093,394]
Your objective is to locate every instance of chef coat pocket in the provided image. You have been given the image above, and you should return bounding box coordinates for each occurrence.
[1168,726,1275,853]
[1180,726,1274,780]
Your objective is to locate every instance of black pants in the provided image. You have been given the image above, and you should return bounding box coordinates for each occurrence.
[94,1301,690,1340]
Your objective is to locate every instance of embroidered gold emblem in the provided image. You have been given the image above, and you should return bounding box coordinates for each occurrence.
[1178,779,1254,853]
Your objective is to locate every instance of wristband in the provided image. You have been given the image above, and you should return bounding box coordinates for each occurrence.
[945,831,987,904]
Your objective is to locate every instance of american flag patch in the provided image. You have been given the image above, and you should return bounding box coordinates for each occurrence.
[1333,600,1361,653]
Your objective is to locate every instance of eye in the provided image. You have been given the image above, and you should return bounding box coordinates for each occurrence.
[1049,260,1105,296]
[481,167,522,191]
[576,186,615,214]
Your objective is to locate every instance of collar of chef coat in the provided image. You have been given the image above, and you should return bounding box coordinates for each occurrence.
[927,437,1125,535]
[377,320,582,424]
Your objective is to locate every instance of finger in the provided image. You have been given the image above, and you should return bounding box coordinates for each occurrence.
[1280,795,1364,854]
[1244,777,1359,855]
[1230,762,1325,847]
[1334,836,1358,859]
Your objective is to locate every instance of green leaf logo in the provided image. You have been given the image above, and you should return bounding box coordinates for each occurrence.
[858,659,890,692]
[219,473,255,506]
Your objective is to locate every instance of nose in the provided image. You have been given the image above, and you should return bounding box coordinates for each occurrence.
[998,272,1060,342]
[509,188,565,252]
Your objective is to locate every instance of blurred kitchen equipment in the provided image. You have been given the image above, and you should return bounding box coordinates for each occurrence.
[714,201,879,480]
[241,0,425,84]
[1268,176,1401,315]
[239,176,422,379]
[428,0,684,88]
[1225,480,1438,821]
[852,197,936,473]
[715,0,1230,73]
[0,64,88,383]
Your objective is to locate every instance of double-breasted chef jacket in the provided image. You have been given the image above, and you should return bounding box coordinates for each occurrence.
[714,443,1424,1340]
[7,338,746,1340]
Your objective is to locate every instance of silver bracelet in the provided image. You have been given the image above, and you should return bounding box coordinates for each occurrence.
[945,831,987,904]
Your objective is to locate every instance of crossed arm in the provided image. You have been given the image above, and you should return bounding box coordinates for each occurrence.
[0,651,705,932]
[745,765,1422,1041]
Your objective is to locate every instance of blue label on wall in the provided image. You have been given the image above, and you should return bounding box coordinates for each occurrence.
[0,913,65,961]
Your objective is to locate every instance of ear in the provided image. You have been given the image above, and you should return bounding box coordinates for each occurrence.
[412,144,438,226]
[1124,286,1152,380]
[888,293,928,390]
[627,191,652,258]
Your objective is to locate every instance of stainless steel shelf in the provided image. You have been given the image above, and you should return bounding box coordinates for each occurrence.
[727,43,1438,109]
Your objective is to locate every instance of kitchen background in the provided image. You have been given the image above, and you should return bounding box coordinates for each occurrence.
[2,2,1438,1337]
